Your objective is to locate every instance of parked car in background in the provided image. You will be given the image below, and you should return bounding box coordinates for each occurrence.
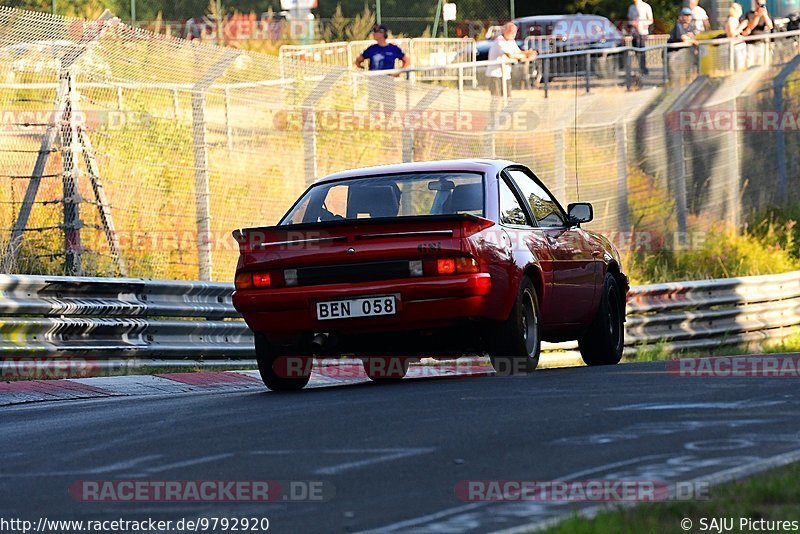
[232,159,628,391]
[477,14,625,83]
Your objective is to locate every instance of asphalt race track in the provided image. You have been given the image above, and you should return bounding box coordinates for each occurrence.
[2,360,800,533]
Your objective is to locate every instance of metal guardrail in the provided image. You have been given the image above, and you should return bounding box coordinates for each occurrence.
[1,271,798,359]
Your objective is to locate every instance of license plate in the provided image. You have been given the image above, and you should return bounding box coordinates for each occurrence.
[316,296,397,320]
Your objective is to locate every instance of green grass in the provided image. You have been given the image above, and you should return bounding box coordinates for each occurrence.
[626,217,800,285]
[542,462,800,534]
[626,327,800,363]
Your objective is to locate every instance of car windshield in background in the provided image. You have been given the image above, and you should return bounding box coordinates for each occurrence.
[517,17,621,43]
[279,172,485,225]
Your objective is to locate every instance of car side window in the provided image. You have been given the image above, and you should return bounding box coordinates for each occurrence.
[499,178,530,226]
[507,169,567,228]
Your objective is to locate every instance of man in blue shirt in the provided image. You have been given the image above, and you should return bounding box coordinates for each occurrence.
[355,24,410,72]
[355,24,410,112]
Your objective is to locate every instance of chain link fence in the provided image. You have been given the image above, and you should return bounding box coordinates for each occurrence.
[0,7,798,282]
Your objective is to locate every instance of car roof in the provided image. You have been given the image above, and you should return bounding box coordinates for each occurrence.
[315,159,518,184]
[514,14,613,23]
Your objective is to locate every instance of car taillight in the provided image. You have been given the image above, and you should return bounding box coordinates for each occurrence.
[252,273,272,288]
[234,271,284,290]
[455,257,480,273]
[437,258,456,275]
[429,257,481,276]
[234,272,253,290]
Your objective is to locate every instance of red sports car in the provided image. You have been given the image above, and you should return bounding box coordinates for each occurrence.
[233,159,628,390]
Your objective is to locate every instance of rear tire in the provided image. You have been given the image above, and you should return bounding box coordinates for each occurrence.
[490,277,541,376]
[578,273,624,366]
[254,334,311,391]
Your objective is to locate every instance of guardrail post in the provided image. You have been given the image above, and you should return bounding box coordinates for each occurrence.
[616,121,630,231]
[554,129,566,201]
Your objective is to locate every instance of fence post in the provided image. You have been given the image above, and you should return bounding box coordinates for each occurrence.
[625,50,632,91]
[554,129,566,202]
[172,89,180,118]
[585,52,591,94]
[729,39,735,73]
[728,98,741,230]
[457,65,463,114]
[188,50,240,281]
[669,128,688,235]
[773,57,800,201]
[191,90,213,281]
[662,46,669,84]
[543,58,550,98]
[61,71,83,276]
[224,87,233,151]
[615,121,630,231]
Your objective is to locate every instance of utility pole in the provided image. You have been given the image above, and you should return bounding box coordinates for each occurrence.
[510,0,515,20]
[131,0,136,24]
[52,0,56,15]
[376,0,381,24]
[216,0,223,46]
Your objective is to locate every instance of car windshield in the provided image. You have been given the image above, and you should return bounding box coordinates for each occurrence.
[517,17,620,41]
[279,172,485,225]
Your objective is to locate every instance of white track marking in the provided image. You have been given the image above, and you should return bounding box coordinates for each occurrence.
[355,454,673,533]
[314,448,436,475]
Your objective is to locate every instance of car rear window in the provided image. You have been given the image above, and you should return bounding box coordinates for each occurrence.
[280,172,484,225]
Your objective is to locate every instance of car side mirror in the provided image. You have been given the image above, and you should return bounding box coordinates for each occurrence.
[567,202,593,225]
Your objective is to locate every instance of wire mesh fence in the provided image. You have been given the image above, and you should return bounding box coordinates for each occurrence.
[0,7,798,282]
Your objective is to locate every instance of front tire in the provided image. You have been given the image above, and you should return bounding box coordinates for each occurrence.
[254,334,311,391]
[490,277,541,376]
[578,273,624,366]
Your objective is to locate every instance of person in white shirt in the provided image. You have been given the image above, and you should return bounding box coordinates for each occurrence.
[689,0,710,32]
[627,0,654,74]
[726,2,747,70]
[486,22,536,99]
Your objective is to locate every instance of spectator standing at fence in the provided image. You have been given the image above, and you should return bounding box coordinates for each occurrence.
[669,8,697,43]
[627,0,654,75]
[726,3,748,70]
[355,24,410,111]
[485,22,535,101]
[689,0,709,32]
[741,0,773,67]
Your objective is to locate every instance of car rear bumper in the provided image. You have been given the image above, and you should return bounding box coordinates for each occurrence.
[233,273,495,336]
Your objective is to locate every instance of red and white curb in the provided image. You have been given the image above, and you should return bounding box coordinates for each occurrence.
[0,353,582,407]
